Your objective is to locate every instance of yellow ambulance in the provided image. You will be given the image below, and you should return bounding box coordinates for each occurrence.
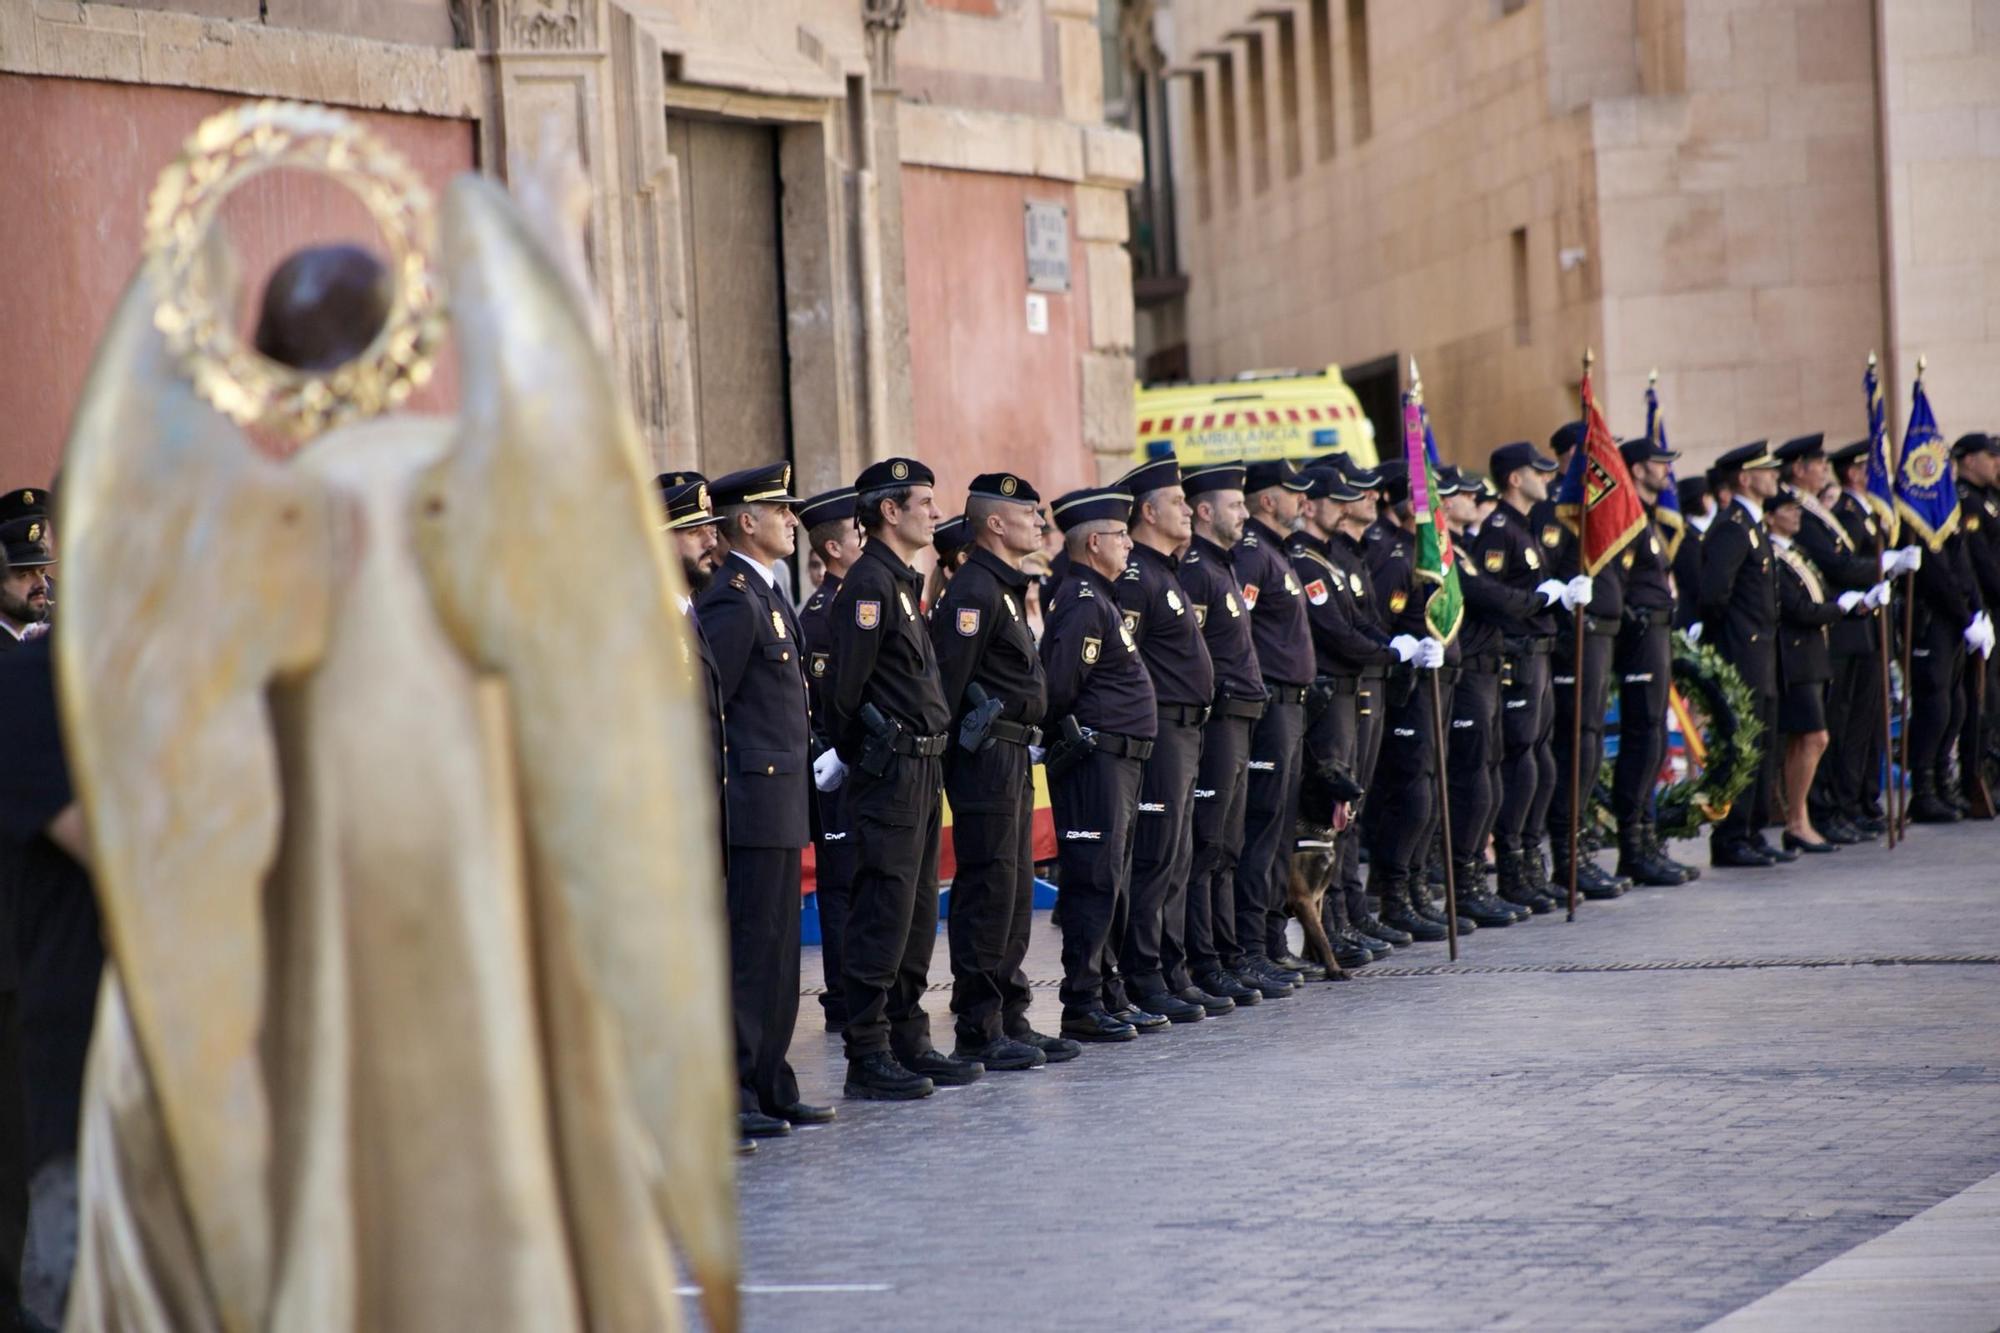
[1133,365,1380,469]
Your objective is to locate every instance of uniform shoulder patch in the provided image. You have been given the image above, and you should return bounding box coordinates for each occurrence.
[1166,588,1186,614]
[1241,582,1260,608]
[1082,635,1102,664]
[810,651,829,677]
[1242,532,1260,548]
[1122,609,1141,636]
[1489,512,1506,527]
[957,606,981,636]
[1389,588,1409,613]
[1525,548,1541,570]
[1077,583,1095,598]
[1283,570,1302,595]
[1305,578,1328,605]
[1482,548,1505,572]
[1193,603,1208,626]
[729,571,749,591]
[1120,564,1141,581]
[1540,525,1561,548]
[807,592,826,612]
[1348,572,1364,597]
[855,599,882,629]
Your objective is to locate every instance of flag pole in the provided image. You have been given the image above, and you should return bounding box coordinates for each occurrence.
[1566,348,1593,923]
[1895,353,1928,838]
[1881,599,1898,849]
[1429,671,1460,961]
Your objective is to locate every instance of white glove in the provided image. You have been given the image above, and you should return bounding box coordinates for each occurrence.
[813,748,848,793]
[1837,590,1866,613]
[1897,546,1925,575]
[1686,621,1703,645]
[1028,744,1047,764]
[1983,624,1997,660]
[1965,619,1986,654]
[1564,574,1594,610]
[1416,638,1446,670]
[1390,634,1422,663]
[1865,581,1892,609]
[1535,578,1568,608]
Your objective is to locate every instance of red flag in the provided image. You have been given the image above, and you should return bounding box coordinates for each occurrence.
[1554,370,1647,575]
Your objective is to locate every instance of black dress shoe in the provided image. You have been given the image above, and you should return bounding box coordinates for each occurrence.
[952,1036,1047,1071]
[1754,837,1799,863]
[1196,971,1262,1006]
[1110,1004,1171,1032]
[769,1101,837,1126]
[1710,841,1779,868]
[1178,984,1236,1015]
[1820,817,1863,845]
[1061,1008,1139,1042]
[1241,961,1297,996]
[1329,931,1377,969]
[902,1047,985,1085]
[1009,1027,1083,1063]
[739,1109,792,1138]
[1782,831,1839,854]
[1852,813,1888,837]
[1139,991,1207,1023]
[737,1138,758,1157]
[844,1052,935,1101]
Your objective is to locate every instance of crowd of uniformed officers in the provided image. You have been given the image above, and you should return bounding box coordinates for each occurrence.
[654,425,2000,1146]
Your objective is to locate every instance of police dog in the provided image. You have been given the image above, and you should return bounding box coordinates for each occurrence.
[1284,766,1364,981]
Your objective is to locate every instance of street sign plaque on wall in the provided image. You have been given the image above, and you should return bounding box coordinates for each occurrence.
[1024,201,1070,293]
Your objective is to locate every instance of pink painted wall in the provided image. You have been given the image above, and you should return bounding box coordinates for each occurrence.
[900,165,1093,511]
[0,74,475,490]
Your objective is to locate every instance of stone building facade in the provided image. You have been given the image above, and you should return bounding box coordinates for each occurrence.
[1137,0,2000,467]
[0,0,1142,501]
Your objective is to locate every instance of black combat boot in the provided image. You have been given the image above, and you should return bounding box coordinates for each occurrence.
[1455,858,1524,925]
[1495,847,1551,914]
[1349,880,1411,948]
[1550,830,1626,900]
[1909,774,1961,823]
[1324,881,1384,966]
[1648,820,1701,881]
[1376,867,1447,942]
[1617,822,1685,887]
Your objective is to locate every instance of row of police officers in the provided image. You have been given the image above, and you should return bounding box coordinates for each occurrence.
[654,429,2000,1143]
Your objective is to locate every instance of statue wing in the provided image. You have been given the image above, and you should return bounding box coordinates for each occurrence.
[414,175,739,1333]
[55,270,334,1332]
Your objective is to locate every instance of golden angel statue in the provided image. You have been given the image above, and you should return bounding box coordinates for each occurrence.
[52,102,737,1332]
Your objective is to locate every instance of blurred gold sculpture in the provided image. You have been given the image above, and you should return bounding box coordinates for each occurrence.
[53,102,737,1332]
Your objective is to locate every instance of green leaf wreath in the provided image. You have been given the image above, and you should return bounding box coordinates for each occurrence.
[1591,630,1763,841]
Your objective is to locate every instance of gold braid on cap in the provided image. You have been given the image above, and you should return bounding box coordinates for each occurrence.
[143,100,445,442]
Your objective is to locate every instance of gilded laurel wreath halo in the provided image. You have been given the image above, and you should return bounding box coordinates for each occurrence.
[143,100,445,442]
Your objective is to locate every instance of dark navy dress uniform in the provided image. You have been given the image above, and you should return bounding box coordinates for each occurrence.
[697,479,813,1117]
[796,489,861,1031]
[1908,516,1981,809]
[1829,476,1888,820]
[1042,493,1158,1022]
[1700,480,1782,858]
[1790,479,1883,833]
[1230,488,1316,970]
[929,494,1050,1053]
[1954,442,2000,805]
[826,477,954,1066]
[1174,484,1265,997]
[1115,524,1215,1006]
[1609,507,1677,834]
[1327,524,1395,930]
[1364,521,1450,890]
[1469,492,1558,883]
[1773,530,1845,735]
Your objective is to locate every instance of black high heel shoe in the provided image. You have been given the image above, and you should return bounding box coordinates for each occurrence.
[1781,831,1839,854]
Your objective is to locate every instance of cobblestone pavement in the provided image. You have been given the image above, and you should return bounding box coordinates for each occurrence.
[718,826,2000,1332]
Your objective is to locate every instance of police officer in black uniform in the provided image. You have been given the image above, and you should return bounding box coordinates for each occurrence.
[1042,486,1160,1041]
[1362,465,1455,939]
[659,472,730,849]
[697,462,832,1136]
[796,486,861,1031]
[1534,424,1627,899]
[1952,433,2000,812]
[1903,445,1989,821]
[1699,441,1796,865]
[1231,460,1320,992]
[930,471,1078,1071]
[1673,476,1712,632]
[1113,456,1223,1022]
[1612,437,1699,884]
[1173,464,1268,1008]
[1776,434,1890,844]
[826,457,981,1099]
[1289,465,1401,963]
[1824,443,1890,832]
[1439,467,1539,925]
[1471,442,1567,913]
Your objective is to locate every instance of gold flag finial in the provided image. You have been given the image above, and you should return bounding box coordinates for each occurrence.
[1916,353,1928,379]
[1868,350,1878,369]
[1648,366,1659,385]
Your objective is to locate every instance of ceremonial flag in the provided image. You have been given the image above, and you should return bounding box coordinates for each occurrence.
[1422,409,1442,470]
[1554,366,1647,575]
[1645,373,1686,561]
[1406,383,1463,643]
[1863,355,1900,545]
[1895,368,1958,551]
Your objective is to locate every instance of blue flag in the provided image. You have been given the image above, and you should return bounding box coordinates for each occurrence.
[1421,406,1442,470]
[1895,373,1957,551]
[1864,357,1900,546]
[1645,376,1685,561]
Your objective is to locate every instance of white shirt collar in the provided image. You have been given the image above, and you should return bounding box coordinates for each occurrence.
[1845,487,1871,507]
[1735,493,1764,524]
[1772,533,1793,551]
[1690,510,1715,534]
[0,618,28,642]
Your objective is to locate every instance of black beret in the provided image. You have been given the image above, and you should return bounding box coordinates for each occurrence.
[968,471,1041,503]
[1549,421,1587,456]
[932,515,974,555]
